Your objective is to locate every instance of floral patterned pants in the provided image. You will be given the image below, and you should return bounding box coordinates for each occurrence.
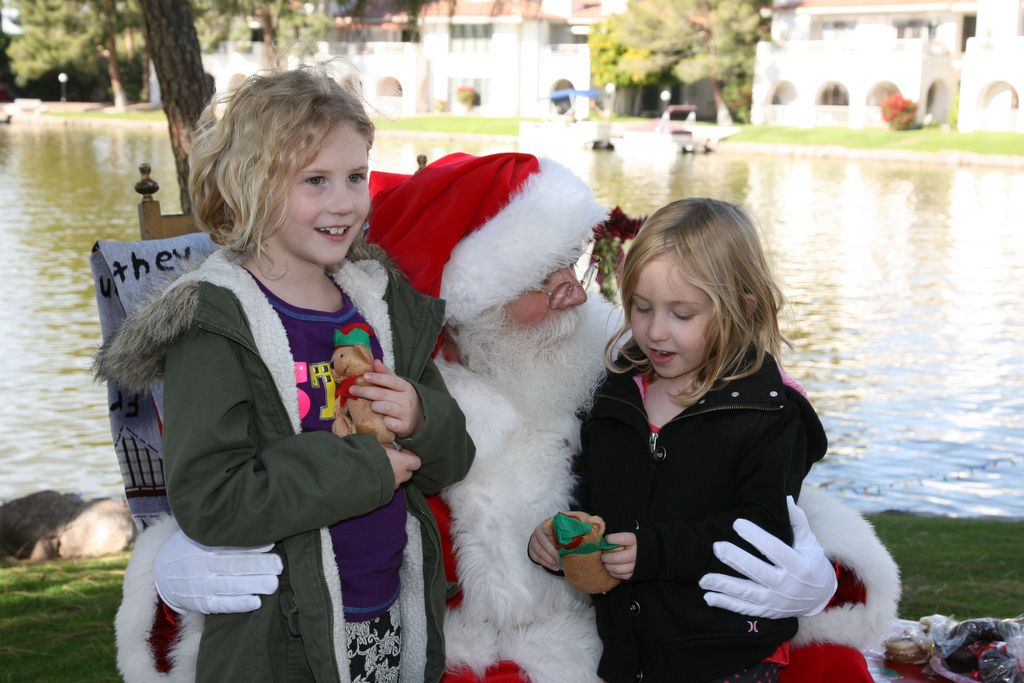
[346,601,401,683]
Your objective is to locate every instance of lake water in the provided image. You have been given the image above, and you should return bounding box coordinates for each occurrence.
[1,124,1022,519]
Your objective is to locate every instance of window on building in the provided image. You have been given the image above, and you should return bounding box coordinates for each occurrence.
[961,15,977,53]
[896,19,937,40]
[450,24,493,52]
[819,21,854,40]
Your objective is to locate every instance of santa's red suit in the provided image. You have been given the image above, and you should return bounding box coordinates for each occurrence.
[114,153,900,683]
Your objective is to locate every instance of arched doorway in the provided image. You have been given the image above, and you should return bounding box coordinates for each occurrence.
[816,81,850,125]
[977,81,1019,131]
[374,77,403,118]
[549,78,575,115]
[767,81,798,125]
[866,82,901,125]
[925,80,950,124]
[866,81,900,105]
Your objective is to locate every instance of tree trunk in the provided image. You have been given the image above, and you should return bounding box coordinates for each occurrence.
[99,0,127,109]
[709,76,733,125]
[138,0,213,213]
[257,4,277,65]
[104,36,128,109]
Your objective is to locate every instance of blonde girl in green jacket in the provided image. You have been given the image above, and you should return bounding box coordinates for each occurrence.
[95,64,474,683]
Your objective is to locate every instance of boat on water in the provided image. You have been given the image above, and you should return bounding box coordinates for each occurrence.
[616,105,740,155]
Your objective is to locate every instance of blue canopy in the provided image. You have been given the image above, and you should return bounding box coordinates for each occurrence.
[544,88,606,100]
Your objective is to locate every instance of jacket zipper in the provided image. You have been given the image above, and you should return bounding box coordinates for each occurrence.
[315,532,342,681]
[600,394,785,525]
[197,321,344,678]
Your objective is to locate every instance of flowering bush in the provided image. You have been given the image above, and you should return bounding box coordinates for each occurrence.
[591,206,645,303]
[881,93,917,131]
[455,86,477,110]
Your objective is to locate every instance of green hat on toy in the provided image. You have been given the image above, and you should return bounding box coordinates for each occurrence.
[334,322,374,348]
[552,513,619,558]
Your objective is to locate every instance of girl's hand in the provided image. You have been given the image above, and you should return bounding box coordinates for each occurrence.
[602,532,637,580]
[528,518,561,571]
[385,445,421,489]
[352,360,426,438]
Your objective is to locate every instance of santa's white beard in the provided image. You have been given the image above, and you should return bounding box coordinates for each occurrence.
[452,297,610,423]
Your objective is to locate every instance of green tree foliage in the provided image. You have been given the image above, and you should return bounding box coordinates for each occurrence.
[7,0,101,87]
[0,24,13,94]
[589,19,665,89]
[608,0,768,123]
[8,0,143,106]
[192,1,335,64]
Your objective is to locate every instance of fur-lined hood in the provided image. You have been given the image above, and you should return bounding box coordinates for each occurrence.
[93,242,394,397]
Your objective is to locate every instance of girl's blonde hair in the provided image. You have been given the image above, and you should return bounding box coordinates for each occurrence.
[188,63,374,259]
[606,197,788,404]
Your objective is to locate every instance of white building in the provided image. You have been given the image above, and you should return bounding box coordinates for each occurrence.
[958,0,1024,132]
[750,0,1024,133]
[201,0,619,119]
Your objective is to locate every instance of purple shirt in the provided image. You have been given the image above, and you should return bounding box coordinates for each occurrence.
[251,274,406,621]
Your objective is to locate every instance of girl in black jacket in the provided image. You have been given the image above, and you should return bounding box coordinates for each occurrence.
[530,198,827,682]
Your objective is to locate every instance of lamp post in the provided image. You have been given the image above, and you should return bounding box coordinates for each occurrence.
[660,88,671,113]
[604,82,616,120]
[57,72,68,103]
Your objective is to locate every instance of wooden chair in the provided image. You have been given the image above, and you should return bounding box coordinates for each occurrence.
[134,163,198,240]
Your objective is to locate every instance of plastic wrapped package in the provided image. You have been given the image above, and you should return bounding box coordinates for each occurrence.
[922,615,1024,683]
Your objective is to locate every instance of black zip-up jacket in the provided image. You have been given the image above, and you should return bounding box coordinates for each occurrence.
[574,353,827,682]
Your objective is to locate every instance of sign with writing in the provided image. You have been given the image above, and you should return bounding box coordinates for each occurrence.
[90,232,216,529]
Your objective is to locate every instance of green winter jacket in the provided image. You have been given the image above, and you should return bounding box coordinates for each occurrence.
[96,246,474,682]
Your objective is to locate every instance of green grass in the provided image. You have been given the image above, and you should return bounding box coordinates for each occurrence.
[0,553,127,682]
[729,124,1024,156]
[0,515,1019,681]
[867,514,1022,620]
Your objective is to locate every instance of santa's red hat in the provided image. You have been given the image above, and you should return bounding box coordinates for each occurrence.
[368,152,607,325]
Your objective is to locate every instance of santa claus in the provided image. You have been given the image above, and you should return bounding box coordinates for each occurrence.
[115,152,899,682]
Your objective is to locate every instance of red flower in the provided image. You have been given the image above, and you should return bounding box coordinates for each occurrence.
[594,206,644,241]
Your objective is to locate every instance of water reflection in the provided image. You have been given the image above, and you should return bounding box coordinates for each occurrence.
[1,126,1021,518]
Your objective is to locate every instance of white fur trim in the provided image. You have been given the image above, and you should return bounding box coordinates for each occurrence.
[399,513,428,681]
[794,485,902,649]
[440,158,608,325]
[115,516,203,683]
[316,514,428,683]
[436,355,603,682]
[333,259,395,369]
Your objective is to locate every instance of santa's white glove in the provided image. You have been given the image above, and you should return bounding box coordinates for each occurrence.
[699,496,837,619]
[155,530,283,614]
